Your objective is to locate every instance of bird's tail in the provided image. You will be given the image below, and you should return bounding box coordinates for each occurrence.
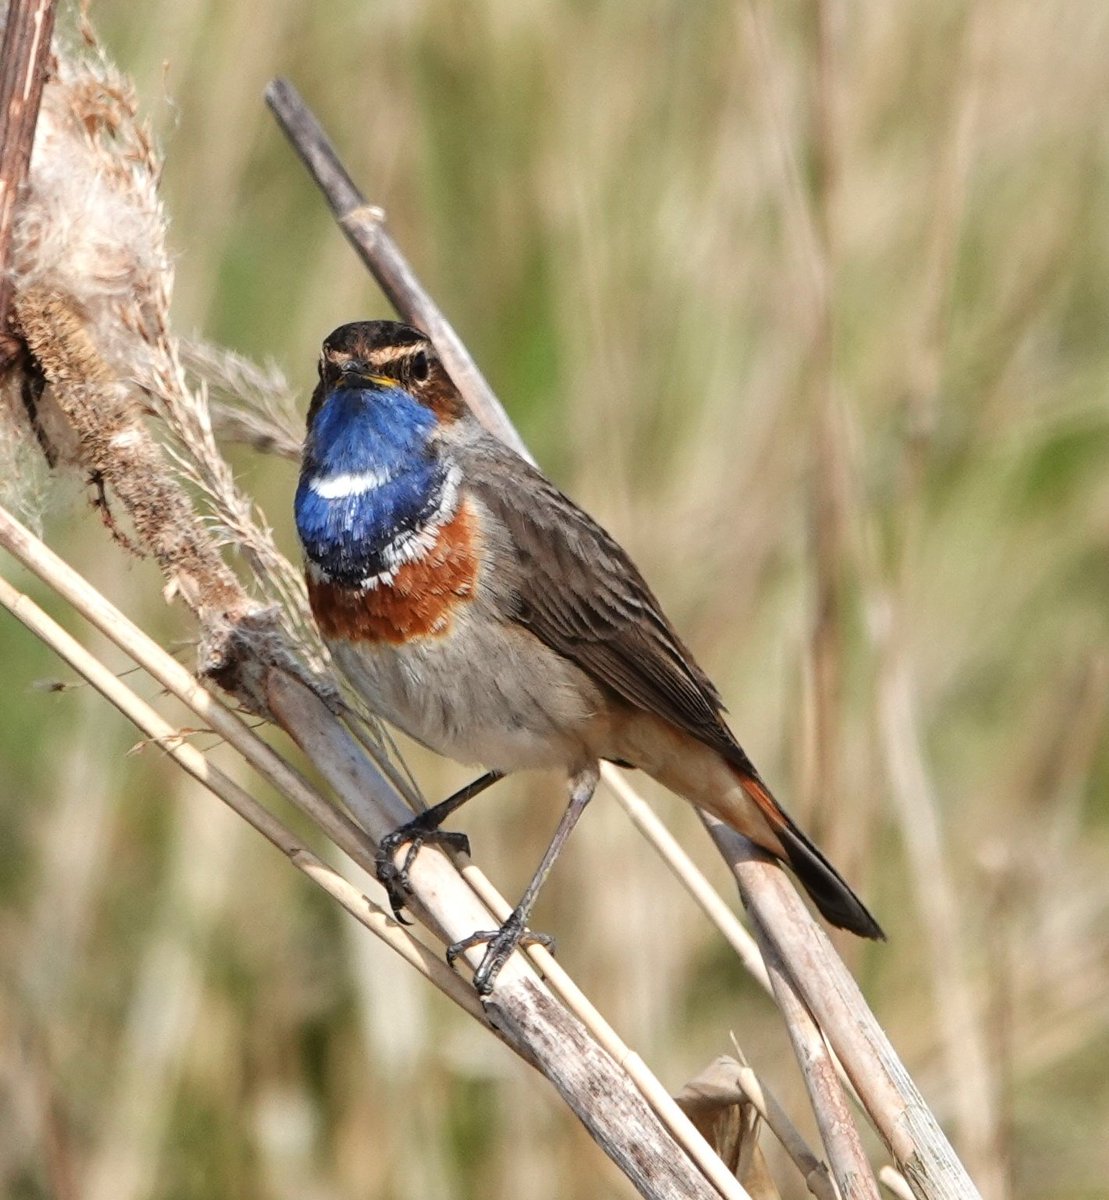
[731,765,885,941]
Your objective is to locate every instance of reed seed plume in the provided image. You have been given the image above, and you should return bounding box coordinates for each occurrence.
[180,338,303,461]
[5,42,330,670]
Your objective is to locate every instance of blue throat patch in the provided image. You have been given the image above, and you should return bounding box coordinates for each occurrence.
[295,383,449,587]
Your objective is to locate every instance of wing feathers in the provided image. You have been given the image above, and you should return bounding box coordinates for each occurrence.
[461,436,737,756]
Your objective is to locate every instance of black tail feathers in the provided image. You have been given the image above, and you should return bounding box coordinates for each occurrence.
[775,816,885,941]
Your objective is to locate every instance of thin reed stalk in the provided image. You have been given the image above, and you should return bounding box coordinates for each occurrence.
[0,0,56,345]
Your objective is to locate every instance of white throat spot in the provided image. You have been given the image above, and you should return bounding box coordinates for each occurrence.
[310,467,395,499]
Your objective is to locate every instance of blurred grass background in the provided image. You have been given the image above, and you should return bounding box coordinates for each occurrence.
[2,1,1108,1197]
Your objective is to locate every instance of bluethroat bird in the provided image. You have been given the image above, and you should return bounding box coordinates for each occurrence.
[295,321,884,993]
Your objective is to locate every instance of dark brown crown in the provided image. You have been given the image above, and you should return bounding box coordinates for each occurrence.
[322,320,428,362]
[308,320,466,425]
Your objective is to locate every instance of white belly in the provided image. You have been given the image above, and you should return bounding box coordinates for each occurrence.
[329,608,605,774]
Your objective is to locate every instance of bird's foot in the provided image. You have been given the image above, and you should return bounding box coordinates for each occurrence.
[447,910,555,995]
[376,813,471,923]
[374,772,503,921]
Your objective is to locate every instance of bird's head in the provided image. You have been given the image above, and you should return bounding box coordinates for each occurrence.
[307,320,465,427]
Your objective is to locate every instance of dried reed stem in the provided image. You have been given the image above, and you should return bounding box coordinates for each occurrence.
[266,668,743,1200]
[677,1057,837,1200]
[755,926,880,1200]
[613,771,914,1199]
[0,0,56,345]
[711,821,980,1199]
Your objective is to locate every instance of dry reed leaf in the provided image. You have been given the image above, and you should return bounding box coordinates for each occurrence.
[741,1151,785,1200]
[675,1055,842,1200]
[674,1058,766,1188]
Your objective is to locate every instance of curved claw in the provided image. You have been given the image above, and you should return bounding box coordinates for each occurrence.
[374,855,415,924]
[372,773,503,920]
[375,820,472,919]
[447,916,556,995]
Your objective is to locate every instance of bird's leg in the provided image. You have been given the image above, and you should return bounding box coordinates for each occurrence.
[448,764,599,995]
[376,770,504,919]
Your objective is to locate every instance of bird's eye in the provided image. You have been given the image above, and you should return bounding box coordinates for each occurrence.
[411,349,430,383]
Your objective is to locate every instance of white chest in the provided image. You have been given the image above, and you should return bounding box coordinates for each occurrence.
[329,607,604,775]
